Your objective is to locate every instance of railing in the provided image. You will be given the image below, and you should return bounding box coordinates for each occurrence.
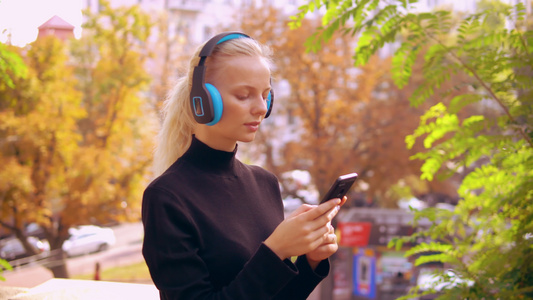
[3,249,65,271]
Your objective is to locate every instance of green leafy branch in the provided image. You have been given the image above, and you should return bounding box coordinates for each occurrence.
[0,43,28,89]
[0,258,12,281]
[291,1,532,147]
[292,1,533,298]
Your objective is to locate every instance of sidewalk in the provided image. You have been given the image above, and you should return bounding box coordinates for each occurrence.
[0,266,54,289]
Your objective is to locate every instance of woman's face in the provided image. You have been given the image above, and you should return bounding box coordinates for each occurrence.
[195,55,271,151]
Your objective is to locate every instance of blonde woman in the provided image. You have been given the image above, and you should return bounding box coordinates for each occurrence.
[142,32,345,300]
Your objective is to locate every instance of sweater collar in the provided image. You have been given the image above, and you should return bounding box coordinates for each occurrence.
[181,135,237,171]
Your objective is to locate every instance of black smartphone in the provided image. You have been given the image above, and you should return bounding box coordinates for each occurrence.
[320,173,358,204]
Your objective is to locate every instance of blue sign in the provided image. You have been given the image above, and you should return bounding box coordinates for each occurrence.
[353,249,376,299]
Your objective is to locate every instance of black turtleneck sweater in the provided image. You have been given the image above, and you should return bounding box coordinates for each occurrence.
[142,136,328,300]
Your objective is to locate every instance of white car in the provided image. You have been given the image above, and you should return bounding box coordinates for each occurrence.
[62,225,116,257]
[0,236,50,261]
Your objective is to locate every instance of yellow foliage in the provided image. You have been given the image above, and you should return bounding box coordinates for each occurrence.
[0,2,156,259]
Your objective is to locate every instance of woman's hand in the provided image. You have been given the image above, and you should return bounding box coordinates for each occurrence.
[305,196,346,269]
[264,197,343,261]
[305,223,338,269]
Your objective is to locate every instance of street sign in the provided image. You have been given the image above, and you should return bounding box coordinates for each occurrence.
[338,222,372,247]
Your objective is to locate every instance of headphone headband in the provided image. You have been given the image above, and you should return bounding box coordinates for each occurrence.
[198,32,250,59]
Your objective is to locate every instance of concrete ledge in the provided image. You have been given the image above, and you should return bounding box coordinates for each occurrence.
[0,286,30,299]
[3,278,159,300]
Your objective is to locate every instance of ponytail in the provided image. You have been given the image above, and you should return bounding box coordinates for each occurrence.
[153,75,196,176]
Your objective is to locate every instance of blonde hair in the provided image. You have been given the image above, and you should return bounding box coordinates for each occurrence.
[153,36,273,176]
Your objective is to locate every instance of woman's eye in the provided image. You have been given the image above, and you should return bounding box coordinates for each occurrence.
[237,95,248,100]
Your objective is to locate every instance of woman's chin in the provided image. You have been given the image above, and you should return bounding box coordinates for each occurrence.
[239,134,257,143]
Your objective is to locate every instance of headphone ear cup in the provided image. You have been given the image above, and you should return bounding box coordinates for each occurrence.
[205,83,223,126]
[265,88,274,118]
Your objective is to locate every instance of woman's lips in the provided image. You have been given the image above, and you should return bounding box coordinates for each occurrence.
[245,122,260,131]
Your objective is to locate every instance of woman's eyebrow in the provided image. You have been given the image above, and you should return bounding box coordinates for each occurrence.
[233,84,271,92]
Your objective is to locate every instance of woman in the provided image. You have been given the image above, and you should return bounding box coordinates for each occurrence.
[142,32,345,300]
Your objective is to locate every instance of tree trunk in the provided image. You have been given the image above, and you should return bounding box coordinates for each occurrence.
[14,231,39,257]
[46,248,69,278]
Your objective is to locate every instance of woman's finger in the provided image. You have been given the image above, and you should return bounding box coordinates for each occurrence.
[307,205,340,231]
[288,204,316,218]
[300,198,340,221]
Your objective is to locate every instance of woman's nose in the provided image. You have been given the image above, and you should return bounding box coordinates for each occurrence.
[252,95,268,116]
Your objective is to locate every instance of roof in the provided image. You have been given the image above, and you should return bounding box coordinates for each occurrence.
[38,15,75,30]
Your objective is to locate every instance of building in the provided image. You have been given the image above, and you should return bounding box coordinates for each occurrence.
[82,0,304,46]
[37,15,75,41]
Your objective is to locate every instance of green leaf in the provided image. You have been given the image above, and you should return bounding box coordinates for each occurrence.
[449,94,483,114]
[405,242,453,257]
[414,253,456,266]
[392,41,421,88]
[423,113,459,148]
[0,44,28,89]
[0,259,12,281]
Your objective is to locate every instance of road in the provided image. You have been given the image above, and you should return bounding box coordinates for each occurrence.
[0,222,146,288]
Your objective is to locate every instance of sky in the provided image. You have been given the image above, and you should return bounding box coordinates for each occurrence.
[0,0,83,46]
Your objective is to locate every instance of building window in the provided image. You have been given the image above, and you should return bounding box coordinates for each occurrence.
[427,0,440,7]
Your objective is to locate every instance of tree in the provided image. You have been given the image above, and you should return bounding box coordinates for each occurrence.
[235,4,458,207]
[0,43,27,90]
[70,0,155,226]
[0,1,155,278]
[291,0,532,298]
[0,42,27,281]
[0,35,84,277]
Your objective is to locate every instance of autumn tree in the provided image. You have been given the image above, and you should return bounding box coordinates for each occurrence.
[235,4,458,207]
[69,0,154,226]
[0,35,84,278]
[0,1,155,278]
[0,42,28,280]
[291,0,533,298]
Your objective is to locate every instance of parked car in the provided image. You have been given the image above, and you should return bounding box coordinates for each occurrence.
[62,225,116,257]
[0,236,50,261]
[25,222,46,240]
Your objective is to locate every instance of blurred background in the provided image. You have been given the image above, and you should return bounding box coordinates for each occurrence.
[0,0,531,299]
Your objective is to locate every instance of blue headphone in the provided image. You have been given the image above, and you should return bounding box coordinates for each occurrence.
[190,32,274,125]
